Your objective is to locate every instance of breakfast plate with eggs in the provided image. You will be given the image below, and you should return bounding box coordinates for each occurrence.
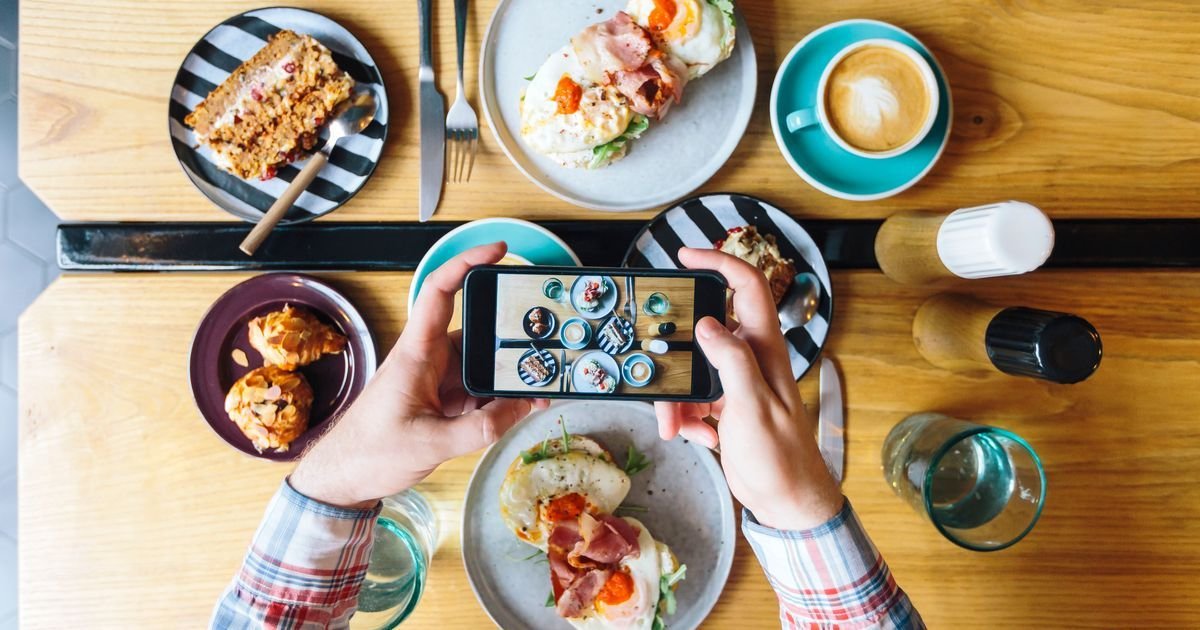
[462,400,736,629]
[480,0,756,211]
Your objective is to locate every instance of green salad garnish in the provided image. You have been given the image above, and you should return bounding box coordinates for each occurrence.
[589,115,650,169]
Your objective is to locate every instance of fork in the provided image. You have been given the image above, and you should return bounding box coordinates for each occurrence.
[446,0,479,183]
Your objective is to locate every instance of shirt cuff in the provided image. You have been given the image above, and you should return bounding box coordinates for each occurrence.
[237,479,382,607]
[742,499,922,628]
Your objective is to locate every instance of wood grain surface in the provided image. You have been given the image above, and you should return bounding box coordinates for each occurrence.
[17,0,1200,222]
[18,271,1200,628]
[15,0,1200,628]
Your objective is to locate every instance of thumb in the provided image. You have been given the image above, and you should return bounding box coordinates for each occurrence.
[695,316,768,399]
[442,398,533,456]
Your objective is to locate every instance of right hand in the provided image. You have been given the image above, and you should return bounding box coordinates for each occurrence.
[654,248,843,531]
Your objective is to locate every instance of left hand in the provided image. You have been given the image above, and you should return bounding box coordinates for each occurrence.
[291,242,547,508]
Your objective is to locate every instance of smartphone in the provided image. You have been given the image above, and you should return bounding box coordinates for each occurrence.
[463,265,726,402]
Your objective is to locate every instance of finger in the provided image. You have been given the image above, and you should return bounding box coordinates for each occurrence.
[695,316,771,399]
[531,398,552,410]
[678,248,778,336]
[443,397,533,456]
[654,402,685,440]
[680,247,794,395]
[677,417,719,449]
[405,243,506,348]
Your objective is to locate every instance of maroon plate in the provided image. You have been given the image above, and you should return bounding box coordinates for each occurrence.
[189,273,377,461]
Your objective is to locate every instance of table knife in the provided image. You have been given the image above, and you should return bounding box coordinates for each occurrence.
[818,357,845,484]
[417,0,445,222]
[559,349,567,393]
[628,275,636,327]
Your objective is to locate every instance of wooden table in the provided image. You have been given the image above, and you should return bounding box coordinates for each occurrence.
[16,1,1200,628]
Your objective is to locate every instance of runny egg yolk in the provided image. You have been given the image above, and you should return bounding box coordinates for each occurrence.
[596,570,635,605]
[648,0,676,32]
[545,492,587,522]
[554,75,583,115]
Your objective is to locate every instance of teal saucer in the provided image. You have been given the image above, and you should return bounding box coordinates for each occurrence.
[770,19,952,200]
[408,218,581,311]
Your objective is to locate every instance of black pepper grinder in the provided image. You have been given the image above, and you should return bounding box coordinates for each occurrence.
[913,294,1103,384]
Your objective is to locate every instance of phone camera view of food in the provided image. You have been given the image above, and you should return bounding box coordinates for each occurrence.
[495,273,698,396]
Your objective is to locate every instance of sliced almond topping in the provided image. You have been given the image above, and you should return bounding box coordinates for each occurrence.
[231,348,250,367]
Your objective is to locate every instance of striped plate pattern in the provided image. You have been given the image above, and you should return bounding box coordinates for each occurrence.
[518,348,558,387]
[623,194,834,380]
[169,8,389,224]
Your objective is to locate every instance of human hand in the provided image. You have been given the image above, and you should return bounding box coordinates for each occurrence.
[654,248,842,530]
[291,243,546,508]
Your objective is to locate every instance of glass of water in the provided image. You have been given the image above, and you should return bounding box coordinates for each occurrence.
[542,278,564,302]
[352,490,438,629]
[643,292,670,315]
[882,413,1046,551]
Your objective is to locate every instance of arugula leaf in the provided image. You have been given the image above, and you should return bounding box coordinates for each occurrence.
[707,0,736,28]
[624,444,652,476]
[589,115,650,169]
[521,549,546,561]
[653,617,666,630]
[545,591,556,607]
[524,72,537,81]
[520,437,552,465]
[657,564,687,620]
[560,415,571,449]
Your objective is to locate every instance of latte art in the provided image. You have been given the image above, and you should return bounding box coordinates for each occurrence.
[825,46,931,153]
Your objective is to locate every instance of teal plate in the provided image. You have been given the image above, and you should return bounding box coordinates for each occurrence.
[770,19,952,201]
[408,218,581,311]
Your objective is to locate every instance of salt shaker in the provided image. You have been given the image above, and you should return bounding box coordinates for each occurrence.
[875,201,1055,285]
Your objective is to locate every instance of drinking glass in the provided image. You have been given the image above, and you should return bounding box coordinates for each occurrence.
[881,413,1046,551]
[351,490,438,628]
[643,292,669,315]
[542,278,564,302]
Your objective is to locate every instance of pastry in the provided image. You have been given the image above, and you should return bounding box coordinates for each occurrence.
[248,304,347,370]
[224,365,313,453]
[716,225,797,304]
[184,30,354,180]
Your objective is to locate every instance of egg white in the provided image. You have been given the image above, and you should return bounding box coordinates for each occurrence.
[499,440,632,550]
[625,0,735,79]
[567,517,664,630]
[520,45,634,165]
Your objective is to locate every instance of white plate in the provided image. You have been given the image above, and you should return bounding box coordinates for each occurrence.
[479,0,757,212]
[461,401,736,630]
[569,275,618,320]
[571,351,622,394]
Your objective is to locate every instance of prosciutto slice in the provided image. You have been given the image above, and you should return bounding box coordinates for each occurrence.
[546,514,642,618]
[570,512,641,565]
[555,566,612,618]
[613,51,688,118]
[572,11,653,84]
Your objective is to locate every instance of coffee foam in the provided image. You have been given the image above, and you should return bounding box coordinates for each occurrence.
[825,46,930,153]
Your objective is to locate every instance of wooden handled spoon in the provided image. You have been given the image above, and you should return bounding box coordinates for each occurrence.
[240,90,378,256]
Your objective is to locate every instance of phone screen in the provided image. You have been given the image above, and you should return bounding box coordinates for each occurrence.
[463,266,724,401]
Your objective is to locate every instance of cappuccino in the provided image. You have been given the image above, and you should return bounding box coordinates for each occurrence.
[825,45,931,153]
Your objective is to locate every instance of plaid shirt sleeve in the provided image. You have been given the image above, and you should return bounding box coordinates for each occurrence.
[210,479,381,630]
[742,499,924,629]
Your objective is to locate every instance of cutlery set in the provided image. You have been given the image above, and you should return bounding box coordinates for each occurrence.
[420,0,479,222]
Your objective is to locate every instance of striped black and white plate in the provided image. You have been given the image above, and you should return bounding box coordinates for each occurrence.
[517,348,558,387]
[623,194,833,380]
[169,8,389,224]
[597,315,635,355]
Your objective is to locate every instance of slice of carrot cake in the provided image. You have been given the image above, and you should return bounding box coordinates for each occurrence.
[184,29,354,180]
